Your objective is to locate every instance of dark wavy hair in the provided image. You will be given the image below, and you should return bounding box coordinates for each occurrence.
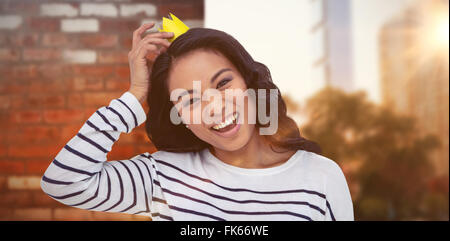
[146,28,322,154]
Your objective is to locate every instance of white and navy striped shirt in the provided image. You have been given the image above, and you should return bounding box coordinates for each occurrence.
[41,92,354,221]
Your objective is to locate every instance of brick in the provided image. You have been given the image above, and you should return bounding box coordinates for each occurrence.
[136,144,157,155]
[31,191,56,206]
[72,65,115,78]
[8,145,61,159]
[0,143,6,156]
[91,211,135,221]
[12,94,33,109]
[100,19,140,32]
[0,95,10,110]
[29,78,68,93]
[140,19,204,29]
[105,77,130,91]
[9,95,26,109]
[20,94,66,109]
[0,132,6,144]
[0,176,6,191]
[0,160,25,174]
[14,68,38,79]
[41,33,72,47]
[27,17,59,32]
[26,159,51,175]
[8,126,61,143]
[120,35,133,49]
[0,208,12,220]
[15,33,40,47]
[120,132,135,143]
[0,15,22,29]
[158,3,204,19]
[23,48,61,62]
[43,109,85,124]
[43,94,66,108]
[98,51,128,64]
[8,94,26,109]
[80,34,118,48]
[0,81,28,95]
[54,208,93,221]
[61,123,82,142]
[67,93,84,107]
[7,176,41,190]
[40,3,79,17]
[84,91,122,107]
[1,65,38,79]
[115,65,130,79]
[121,129,149,143]
[61,18,99,32]
[81,3,118,17]
[37,64,72,81]
[138,128,152,143]
[70,77,104,91]
[84,107,98,119]
[10,110,42,123]
[107,144,135,160]
[132,214,151,221]
[0,2,39,15]
[183,19,204,28]
[13,208,52,221]
[140,19,159,26]
[0,191,32,207]
[63,49,96,64]
[120,4,157,17]
[0,48,20,62]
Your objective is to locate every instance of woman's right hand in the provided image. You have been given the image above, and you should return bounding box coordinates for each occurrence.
[128,22,174,103]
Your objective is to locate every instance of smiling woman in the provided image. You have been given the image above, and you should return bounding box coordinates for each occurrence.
[147,28,322,155]
[41,22,354,221]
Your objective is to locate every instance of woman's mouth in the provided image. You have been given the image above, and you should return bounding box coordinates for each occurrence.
[210,112,241,137]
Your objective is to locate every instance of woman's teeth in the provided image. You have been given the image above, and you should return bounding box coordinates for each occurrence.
[212,113,238,130]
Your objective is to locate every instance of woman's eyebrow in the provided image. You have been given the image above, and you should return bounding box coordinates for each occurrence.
[176,68,232,102]
[210,68,232,84]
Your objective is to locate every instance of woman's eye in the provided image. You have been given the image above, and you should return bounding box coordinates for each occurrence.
[216,78,232,89]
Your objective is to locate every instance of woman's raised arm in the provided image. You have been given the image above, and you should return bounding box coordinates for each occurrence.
[40,24,173,216]
[128,23,173,103]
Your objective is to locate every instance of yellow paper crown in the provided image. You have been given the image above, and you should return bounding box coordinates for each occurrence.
[158,13,189,42]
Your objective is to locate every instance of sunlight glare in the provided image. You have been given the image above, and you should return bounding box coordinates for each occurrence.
[436,16,449,47]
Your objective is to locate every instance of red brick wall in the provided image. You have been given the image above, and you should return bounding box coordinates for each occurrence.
[0,0,204,221]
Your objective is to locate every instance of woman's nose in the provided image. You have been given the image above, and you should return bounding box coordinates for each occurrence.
[205,97,225,118]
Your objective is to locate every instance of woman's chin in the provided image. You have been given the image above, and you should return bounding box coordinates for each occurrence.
[210,130,254,152]
[213,143,245,152]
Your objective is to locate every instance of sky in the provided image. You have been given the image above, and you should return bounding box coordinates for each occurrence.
[205,0,319,105]
[350,0,417,103]
[205,0,417,105]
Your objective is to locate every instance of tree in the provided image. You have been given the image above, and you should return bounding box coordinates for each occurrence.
[294,87,444,220]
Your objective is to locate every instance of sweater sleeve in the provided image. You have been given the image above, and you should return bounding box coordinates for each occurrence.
[324,162,354,221]
[41,92,156,216]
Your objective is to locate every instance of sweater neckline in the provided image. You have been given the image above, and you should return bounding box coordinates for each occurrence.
[201,148,303,176]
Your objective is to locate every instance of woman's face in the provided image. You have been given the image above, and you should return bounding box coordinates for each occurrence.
[167,49,256,151]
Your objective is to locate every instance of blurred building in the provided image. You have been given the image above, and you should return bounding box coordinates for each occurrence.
[310,0,354,92]
[205,0,354,108]
[379,0,449,175]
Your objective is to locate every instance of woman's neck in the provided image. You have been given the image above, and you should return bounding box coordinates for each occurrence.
[210,130,296,169]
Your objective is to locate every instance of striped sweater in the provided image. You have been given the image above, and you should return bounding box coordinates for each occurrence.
[41,92,354,221]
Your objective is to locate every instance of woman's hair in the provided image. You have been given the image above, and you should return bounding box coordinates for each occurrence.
[146,28,322,154]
